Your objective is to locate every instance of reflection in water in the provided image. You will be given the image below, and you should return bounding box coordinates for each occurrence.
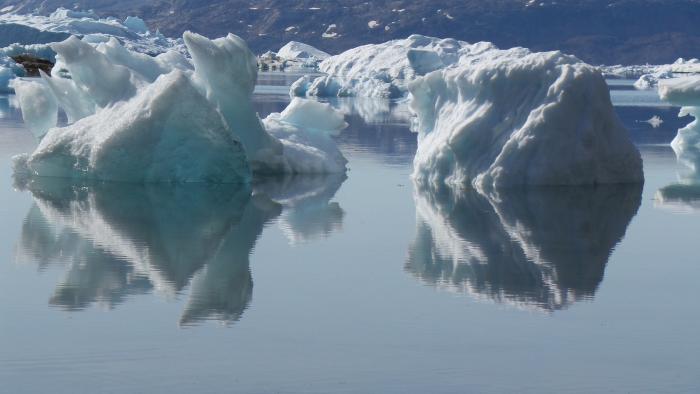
[656,142,700,212]
[407,184,642,311]
[16,175,345,326]
[255,173,346,245]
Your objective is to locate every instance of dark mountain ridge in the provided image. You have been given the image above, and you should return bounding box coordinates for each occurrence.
[1,0,699,64]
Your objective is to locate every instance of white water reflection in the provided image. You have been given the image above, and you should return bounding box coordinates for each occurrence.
[407,184,642,311]
[15,175,345,326]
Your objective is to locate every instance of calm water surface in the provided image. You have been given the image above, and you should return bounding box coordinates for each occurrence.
[0,76,698,393]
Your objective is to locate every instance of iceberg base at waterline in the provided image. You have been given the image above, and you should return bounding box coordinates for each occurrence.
[11,32,348,184]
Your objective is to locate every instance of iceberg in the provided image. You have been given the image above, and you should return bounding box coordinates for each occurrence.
[14,71,251,183]
[409,49,644,191]
[12,32,348,183]
[407,183,641,311]
[293,34,492,98]
[278,41,329,62]
[0,8,186,91]
[656,75,700,211]
[0,8,184,55]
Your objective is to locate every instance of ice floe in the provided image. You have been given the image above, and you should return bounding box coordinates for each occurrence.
[293,34,493,98]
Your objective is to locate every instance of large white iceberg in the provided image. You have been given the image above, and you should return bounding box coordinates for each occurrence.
[409,49,644,191]
[12,32,348,183]
[292,34,491,98]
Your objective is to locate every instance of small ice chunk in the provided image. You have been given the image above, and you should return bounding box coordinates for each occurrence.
[123,16,149,34]
[644,115,664,128]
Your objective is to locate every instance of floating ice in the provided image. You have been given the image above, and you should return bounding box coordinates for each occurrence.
[0,8,184,55]
[656,75,700,210]
[634,70,675,90]
[0,8,186,92]
[14,71,251,183]
[277,41,329,62]
[409,49,644,191]
[407,183,641,311]
[293,35,492,98]
[644,115,664,128]
[13,32,347,183]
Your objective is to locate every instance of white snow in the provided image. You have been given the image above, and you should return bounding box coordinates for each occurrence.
[322,24,338,39]
[409,48,644,191]
[0,8,183,55]
[634,70,674,90]
[277,41,329,63]
[293,35,495,98]
[0,8,187,92]
[13,32,348,183]
[655,76,700,210]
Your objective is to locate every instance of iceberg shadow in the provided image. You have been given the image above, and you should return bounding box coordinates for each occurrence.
[407,183,642,312]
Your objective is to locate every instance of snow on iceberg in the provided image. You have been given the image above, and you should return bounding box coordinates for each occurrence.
[407,183,641,311]
[13,32,348,183]
[292,34,493,98]
[278,41,329,62]
[409,49,644,191]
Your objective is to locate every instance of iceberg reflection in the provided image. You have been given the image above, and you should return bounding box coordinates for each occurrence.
[16,174,346,326]
[656,143,700,212]
[407,184,641,311]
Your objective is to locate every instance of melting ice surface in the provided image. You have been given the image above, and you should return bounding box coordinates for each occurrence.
[1,75,700,392]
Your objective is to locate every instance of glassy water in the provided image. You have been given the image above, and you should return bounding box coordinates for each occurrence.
[0,76,698,393]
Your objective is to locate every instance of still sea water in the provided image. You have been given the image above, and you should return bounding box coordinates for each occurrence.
[0,76,698,393]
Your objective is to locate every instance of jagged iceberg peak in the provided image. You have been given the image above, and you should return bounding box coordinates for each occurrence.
[409,48,644,191]
[184,31,281,162]
[12,32,348,184]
